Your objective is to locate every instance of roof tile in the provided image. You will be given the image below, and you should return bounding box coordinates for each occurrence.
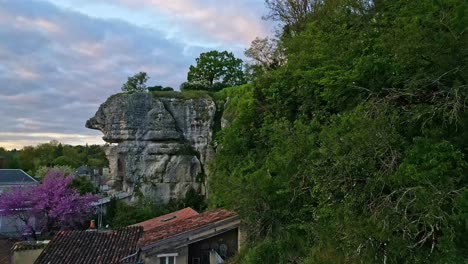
[138,209,237,247]
[34,226,143,264]
[0,169,38,185]
[131,207,199,231]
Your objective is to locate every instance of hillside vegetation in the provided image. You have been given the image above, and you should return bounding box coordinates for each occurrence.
[210,0,468,263]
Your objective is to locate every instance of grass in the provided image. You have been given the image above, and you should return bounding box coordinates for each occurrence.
[150,90,212,100]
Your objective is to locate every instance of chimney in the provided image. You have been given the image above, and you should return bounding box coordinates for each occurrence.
[89,220,96,230]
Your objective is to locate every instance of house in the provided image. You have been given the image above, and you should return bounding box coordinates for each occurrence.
[0,169,39,237]
[34,226,144,264]
[73,165,102,188]
[26,208,241,264]
[0,169,38,194]
[134,208,241,264]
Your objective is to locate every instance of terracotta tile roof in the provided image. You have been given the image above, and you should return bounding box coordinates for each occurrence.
[139,209,237,247]
[34,227,143,264]
[131,207,199,231]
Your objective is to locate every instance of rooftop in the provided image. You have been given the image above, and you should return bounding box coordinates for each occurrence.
[34,227,143,264]
[131,207,199,232]
[0,239,16,264]
[0,169,38,185]
[12,240,49,251]
[138,209,237,247]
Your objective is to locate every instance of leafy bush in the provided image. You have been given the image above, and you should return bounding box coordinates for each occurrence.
[180,81,211,91]
[108,188,207,228]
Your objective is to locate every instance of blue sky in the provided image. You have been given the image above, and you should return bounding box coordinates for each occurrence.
[0,0,272,149]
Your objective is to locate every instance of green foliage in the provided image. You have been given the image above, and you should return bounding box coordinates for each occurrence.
[71,177,97,195]
[148,85,174,92]
[210,0,468,262]
[150,90,212,100]
[147,85,163,92]
[180,80,211,91]
[109,199,158,228]
[0,147,20,169]
[108,188,207,227]
[187,50,246,91]
[121,72,149,93]
[36,165,74,179]
[8,141,108,176]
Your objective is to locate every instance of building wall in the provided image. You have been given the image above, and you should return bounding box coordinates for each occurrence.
[12,248,44,264]
[188,228,238,264]
[142,245,188,264]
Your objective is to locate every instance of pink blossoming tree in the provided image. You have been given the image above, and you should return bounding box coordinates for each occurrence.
[0,170,97,239]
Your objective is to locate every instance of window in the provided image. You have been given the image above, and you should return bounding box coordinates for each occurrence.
[158,253,178,264]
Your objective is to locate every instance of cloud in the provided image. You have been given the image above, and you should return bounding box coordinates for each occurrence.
[114,0,269,44]
[0,0,271,150]
[0,132,104,150]
[46,0,272,48]
[0,0,230,149]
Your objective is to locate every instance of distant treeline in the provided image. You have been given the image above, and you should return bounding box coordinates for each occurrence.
[0,140,108,176]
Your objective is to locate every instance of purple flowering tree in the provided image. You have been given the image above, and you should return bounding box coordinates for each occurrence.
[0,170,97,239]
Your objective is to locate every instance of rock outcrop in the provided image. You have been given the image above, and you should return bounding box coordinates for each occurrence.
[86,93,215,203]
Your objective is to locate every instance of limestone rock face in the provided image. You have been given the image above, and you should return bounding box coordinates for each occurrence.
[86,93,215,203]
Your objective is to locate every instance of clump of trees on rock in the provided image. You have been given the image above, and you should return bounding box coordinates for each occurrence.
[121,72,174,93]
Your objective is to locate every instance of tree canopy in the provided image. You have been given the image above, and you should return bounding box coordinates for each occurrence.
[7,141,108,176]
[185,50,246,91]
[0,170,97,239]
[121,71,149,93]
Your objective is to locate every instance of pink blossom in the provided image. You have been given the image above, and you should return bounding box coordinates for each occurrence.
[0,170,98,239]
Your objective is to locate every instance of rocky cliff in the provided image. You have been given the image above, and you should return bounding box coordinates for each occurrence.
[86,93,216,203]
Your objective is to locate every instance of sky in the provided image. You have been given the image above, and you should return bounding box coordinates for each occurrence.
[0,0,272,150]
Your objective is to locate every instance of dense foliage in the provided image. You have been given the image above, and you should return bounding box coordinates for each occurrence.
[71,176,98,195]
[0,170,97,240]
[107,188,207,227]
[210,0,468,263]
[0,141,108,176]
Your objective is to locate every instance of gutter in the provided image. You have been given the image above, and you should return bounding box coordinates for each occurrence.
[119,249,143,264]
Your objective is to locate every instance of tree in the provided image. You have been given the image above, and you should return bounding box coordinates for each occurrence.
[0,170,97,239]
[148,86,174,92]
[245,37,285,76]
[71,177,97,195]
[121,72,149,93]
[147,85,163,92]
[264,0,319,32]
[36,165,74,179]
[187,50,246,91]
